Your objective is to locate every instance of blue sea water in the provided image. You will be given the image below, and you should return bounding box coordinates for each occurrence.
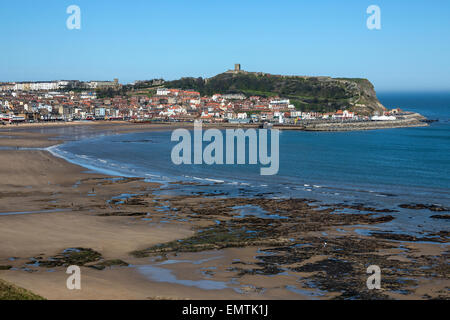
[48,92,450,234]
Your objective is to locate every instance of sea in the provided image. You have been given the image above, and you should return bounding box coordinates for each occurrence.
[47,92,450,236]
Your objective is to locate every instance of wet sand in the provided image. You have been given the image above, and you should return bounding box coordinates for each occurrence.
[0,123,448,300]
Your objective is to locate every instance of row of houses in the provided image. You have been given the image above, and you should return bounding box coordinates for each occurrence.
[0,79,120,92]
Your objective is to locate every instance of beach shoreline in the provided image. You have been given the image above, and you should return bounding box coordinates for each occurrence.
[0,123,448,300]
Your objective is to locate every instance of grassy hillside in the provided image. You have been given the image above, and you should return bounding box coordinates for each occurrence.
[0,278,45,300]
[164,72,386,115]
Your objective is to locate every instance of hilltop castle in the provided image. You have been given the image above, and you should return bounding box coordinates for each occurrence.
[226,64,245,74]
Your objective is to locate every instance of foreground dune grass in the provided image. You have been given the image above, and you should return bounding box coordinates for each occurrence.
[0,279,45,300]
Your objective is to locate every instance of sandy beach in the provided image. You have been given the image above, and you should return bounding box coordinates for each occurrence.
[0,122,448,300]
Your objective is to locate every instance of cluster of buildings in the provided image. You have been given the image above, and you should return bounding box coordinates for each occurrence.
[129,87,365,124]
[0,79,120,92]
[0,81,124,122]
[0,77,400,125]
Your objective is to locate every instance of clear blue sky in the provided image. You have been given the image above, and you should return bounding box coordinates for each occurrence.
[1,0,449,91]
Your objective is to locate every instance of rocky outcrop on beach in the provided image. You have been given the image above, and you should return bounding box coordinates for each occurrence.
[399,203,450,212]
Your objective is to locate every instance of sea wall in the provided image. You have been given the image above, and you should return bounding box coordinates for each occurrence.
[276,113,428,131]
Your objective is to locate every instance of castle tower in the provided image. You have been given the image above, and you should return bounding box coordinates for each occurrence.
[234,64,241,72]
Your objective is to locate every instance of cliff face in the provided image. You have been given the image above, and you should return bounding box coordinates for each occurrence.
[335,78,386,116]
[165,72,386,116]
